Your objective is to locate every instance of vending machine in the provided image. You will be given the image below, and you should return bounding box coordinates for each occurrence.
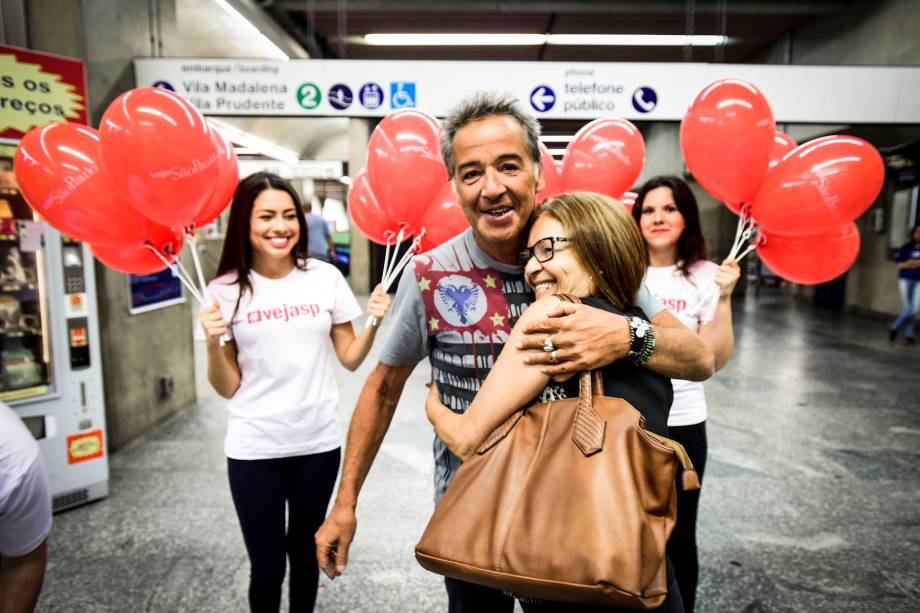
[0,147,108,512]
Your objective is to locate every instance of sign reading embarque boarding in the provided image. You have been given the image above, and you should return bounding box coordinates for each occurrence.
[134,58,920,124]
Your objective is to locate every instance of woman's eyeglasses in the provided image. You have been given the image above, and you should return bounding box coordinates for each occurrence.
[519,237,573,266]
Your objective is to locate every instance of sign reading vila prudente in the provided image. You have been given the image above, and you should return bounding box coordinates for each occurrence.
[1,45,87,140]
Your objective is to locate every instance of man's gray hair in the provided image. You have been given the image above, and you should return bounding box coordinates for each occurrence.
[439,92,542,179]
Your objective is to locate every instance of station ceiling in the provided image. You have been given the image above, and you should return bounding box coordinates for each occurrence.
[260,0,851,63]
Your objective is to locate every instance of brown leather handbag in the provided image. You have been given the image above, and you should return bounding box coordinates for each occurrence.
[415,369,700,608]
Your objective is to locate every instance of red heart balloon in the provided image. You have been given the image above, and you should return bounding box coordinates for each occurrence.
[680,79,775,208]
[752,136,884,236]
[561,118,645,198]
[91,223,183,275]
[756,223,860,285]
[417,182,469,252]
[13,123,151,246]
[366,110,447,228]
[769,133,797,169]
[348,169,411,245]
[99,87,220,228]
[535,142,563,203]
[193,128,239,228]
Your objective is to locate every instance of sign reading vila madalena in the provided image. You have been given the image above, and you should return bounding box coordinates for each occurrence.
[1,44,87,140]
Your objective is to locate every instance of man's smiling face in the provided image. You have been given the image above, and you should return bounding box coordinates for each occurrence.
[450,115,544,264]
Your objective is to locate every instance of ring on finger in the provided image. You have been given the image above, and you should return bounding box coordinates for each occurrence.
[550,349,559,364]
[543,334,556,352]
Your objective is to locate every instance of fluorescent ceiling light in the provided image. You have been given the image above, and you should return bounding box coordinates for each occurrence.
[209,119,300,165]
[548,34,727,46]
[212,0,290,60]
[364,33,547,46]
[362,33,728,47]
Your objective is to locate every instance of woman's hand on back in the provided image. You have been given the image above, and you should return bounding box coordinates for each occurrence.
[715,258,741,298]
[366,285,392,321]
[199,301,229,347]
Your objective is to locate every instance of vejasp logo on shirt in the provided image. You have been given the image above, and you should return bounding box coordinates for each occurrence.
[246,303,321,324]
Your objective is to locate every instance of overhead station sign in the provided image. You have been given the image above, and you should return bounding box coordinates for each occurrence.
[1,45,87,140]
[135,58,920,124]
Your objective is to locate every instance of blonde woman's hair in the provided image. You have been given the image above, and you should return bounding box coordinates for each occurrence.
[535,192,649,310]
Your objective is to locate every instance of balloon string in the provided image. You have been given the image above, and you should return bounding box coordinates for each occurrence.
[383,230,421,290]
[381,232,394,289]
[698,209,760,322]
[366,228,425,329]
[385,226,407,282]
[727,208,757,262]
[184,227,211,303]
[144,243,204,305]
[163,233,229,347]
[735,243,757,262]
[729,204,749,257]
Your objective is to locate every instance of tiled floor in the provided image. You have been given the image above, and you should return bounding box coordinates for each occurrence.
[35,289,920,612]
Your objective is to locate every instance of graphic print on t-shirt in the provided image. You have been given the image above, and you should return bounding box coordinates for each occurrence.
[418,265,512,338]
[658,297,688,314]
[434,274,484,327]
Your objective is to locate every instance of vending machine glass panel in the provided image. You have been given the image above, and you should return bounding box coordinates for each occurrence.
[0,157,52,402]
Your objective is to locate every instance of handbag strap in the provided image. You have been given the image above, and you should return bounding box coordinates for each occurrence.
[556,294,607,457]
[574,371,606,456]
[477,293,607,457]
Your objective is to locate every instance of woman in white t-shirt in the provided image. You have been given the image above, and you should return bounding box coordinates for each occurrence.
[198,172,390,613]
[632,175,740,613]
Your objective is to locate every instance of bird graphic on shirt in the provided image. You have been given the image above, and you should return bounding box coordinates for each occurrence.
[437,283,481,325]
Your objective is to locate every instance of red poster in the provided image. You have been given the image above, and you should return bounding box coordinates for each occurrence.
[0,44,88,140]
[67,429,104,464]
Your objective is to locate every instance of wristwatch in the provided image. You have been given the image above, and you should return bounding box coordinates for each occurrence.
[626,316,655,366]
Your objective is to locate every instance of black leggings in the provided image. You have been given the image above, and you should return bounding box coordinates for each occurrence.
[227,449,341,613]
[666,422,708,613]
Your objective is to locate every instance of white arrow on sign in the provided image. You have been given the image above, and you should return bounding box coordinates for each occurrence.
[531,86,555,112]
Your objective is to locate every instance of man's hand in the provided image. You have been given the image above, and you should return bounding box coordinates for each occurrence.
[517,302,629,376]
[315,504,357,580]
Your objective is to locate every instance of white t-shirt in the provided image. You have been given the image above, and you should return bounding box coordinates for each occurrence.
[0,403,52,557]
[644,260,719,427]
[199,261,363,460]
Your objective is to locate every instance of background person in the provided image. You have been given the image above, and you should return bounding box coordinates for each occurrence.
[889,223,920,345]
[425,192,684,612]
[632,175,741,613]
[303,200,336,263]
[0,402,52,613]
[197,172,390,613]
[314,92,714,613]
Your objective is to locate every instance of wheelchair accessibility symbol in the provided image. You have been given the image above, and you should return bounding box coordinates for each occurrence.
[390,82,416,109]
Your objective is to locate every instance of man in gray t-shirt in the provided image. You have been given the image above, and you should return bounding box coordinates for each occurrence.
[315,92,715,610]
